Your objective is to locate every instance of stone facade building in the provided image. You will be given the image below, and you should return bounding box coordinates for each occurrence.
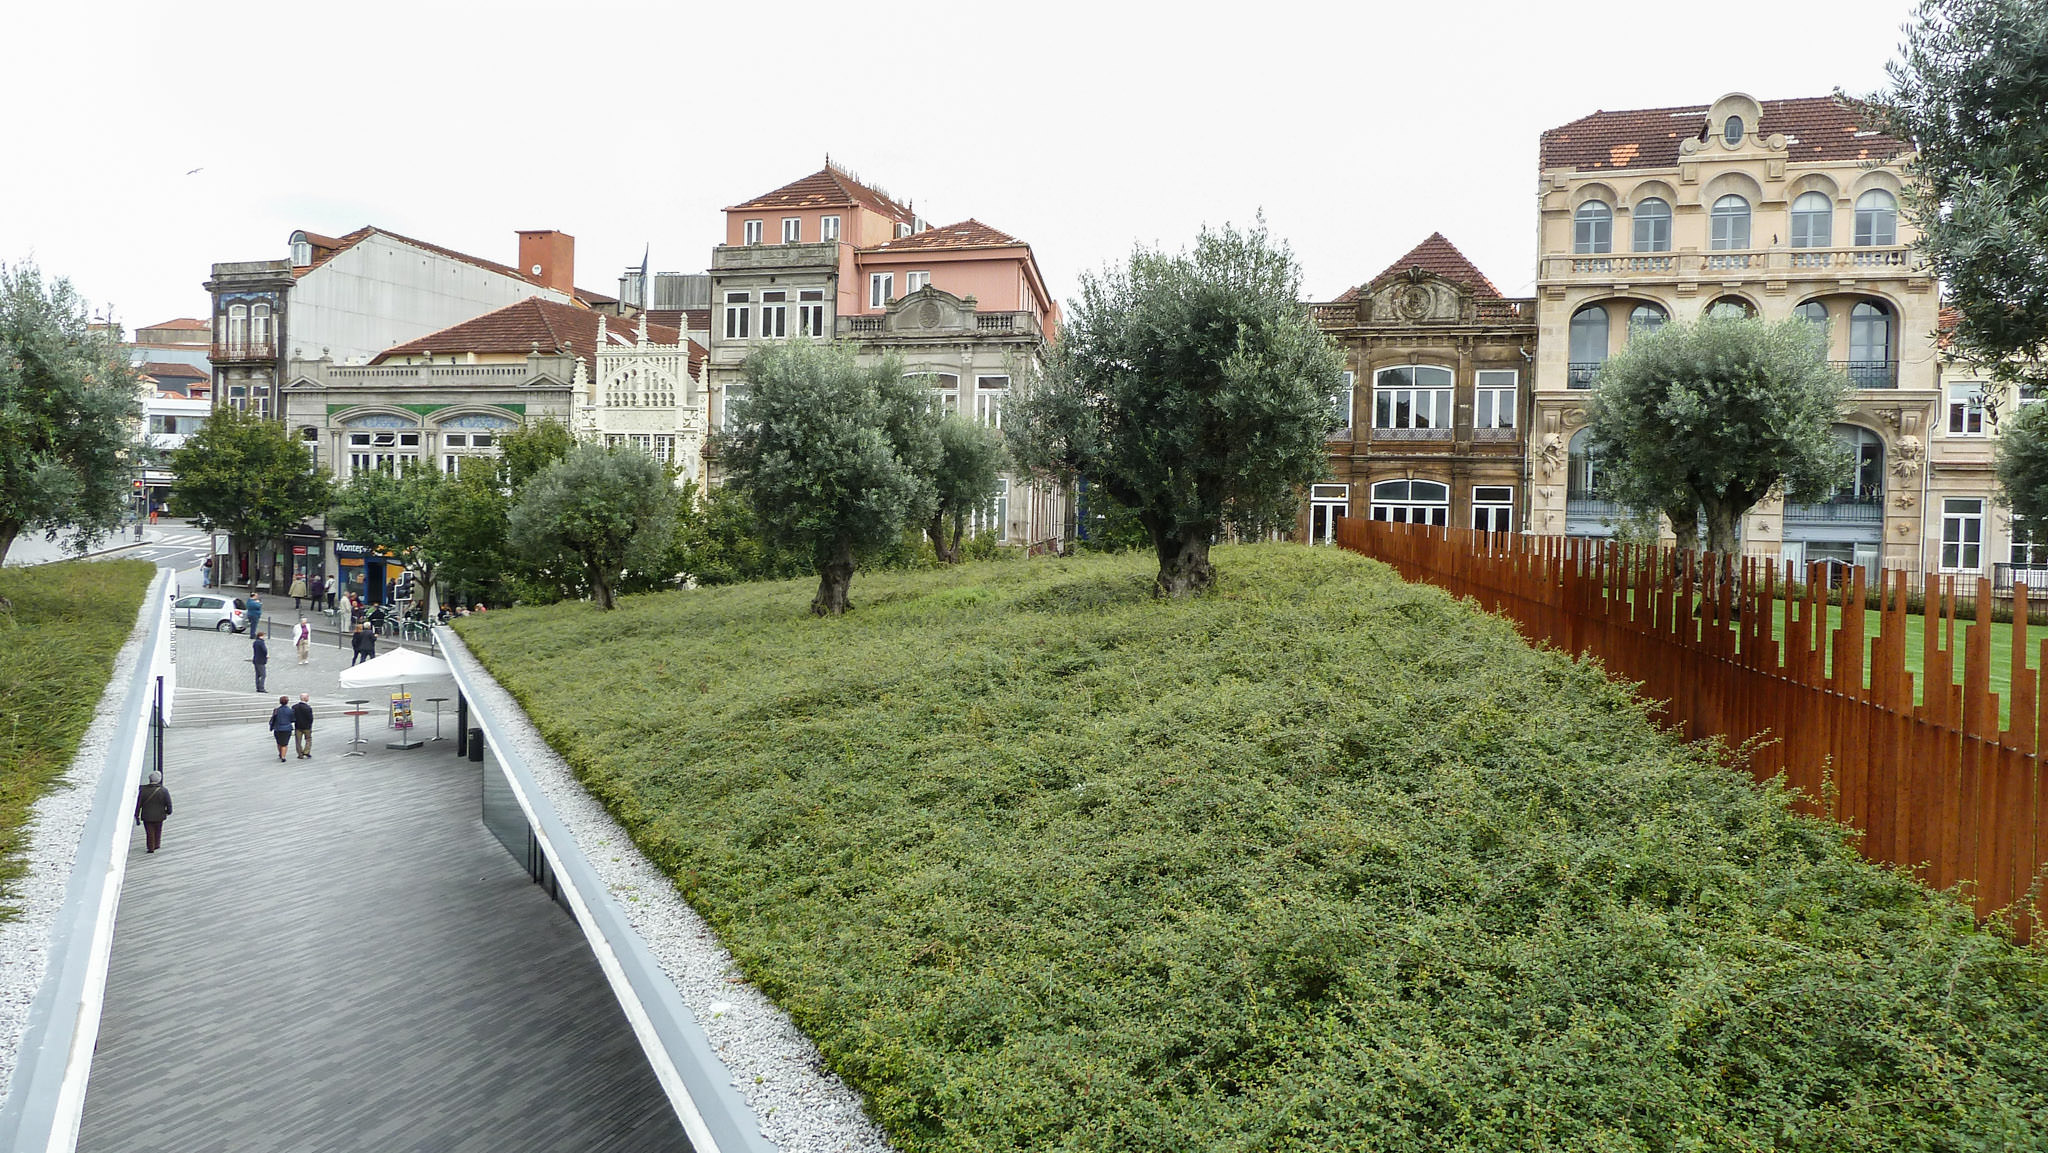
[706,163,1066,551]
[1308,234,1536,540]
[1530,92,1939,571]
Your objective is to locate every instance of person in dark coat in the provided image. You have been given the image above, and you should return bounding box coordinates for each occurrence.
[309,573,326,611]
[350,624,376,666]
[292,693,315,759]
[245,593,264,636]
[268,696,295,763]
[134,769,172,853]
[252,633,269,692]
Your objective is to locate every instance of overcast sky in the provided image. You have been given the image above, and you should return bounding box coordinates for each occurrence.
[4,0,1920,333]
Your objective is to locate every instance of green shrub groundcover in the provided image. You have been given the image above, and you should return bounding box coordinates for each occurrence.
[460,545,2048,1152]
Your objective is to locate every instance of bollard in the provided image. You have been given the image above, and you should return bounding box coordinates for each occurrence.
[456,696,469,756]
[468,728,484,763]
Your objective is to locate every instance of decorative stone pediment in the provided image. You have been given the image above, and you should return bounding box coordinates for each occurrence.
[1363,269,1468,324]
[883,285,975,334]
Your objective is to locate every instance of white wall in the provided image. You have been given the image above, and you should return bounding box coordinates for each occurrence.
[289,234,573,364]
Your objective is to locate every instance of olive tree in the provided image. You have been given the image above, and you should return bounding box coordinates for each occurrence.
[1010,220,1342,596]
[718,341,938,614]
[0,262,143,568]
[927,416,1007,563]
[1587,316,1851,558]
[170,405,332,589]
[507,443,674,610]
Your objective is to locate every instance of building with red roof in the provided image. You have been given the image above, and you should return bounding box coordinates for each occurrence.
[708,161,1066,552]
[1307,235,1535,540]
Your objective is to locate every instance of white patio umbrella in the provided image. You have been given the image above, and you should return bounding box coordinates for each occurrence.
[338,647,452,749]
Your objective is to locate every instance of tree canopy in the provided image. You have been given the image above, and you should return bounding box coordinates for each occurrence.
[717,340,939,614]
[328,463,445,605]
[1995,397,2048,531]
[0,262,144,567]
[1869,0,2048,379]
[1587,316,1850,557]
[168,405,332,586]
[506,442,673,610]
[926,416,1007,564]
[1009,220,1342,596]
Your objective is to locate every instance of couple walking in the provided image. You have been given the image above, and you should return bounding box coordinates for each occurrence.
[268,694,316,761]
[250,619,314,691]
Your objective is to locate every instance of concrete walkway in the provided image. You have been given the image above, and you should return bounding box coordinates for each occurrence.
[75,628,689,1151]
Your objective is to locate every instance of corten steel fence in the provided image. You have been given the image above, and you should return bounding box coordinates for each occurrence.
[1335,518,2047,941]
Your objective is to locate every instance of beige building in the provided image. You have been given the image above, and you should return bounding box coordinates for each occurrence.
[1531,92,1941,572]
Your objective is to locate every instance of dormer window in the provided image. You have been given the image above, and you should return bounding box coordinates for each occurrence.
[744,220,763,245]
[1723,116,1744,146]
[896,222,912,239]
[290,232,312,267]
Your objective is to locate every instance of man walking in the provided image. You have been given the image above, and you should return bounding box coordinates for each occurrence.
[351,624,376,667]
[294,616,312,664]
[310,572,326,612]
[252,633,269,693]
[134,769,172,853]
[245,593,264,637]
[268,696,295,763]
[292,693,315,759]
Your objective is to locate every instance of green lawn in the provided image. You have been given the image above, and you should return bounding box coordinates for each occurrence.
[460,546,2047,1153]
[0,559,154,917]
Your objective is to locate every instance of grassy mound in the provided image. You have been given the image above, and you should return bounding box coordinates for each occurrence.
[459,546,2048,1152]
[0,559,154,917]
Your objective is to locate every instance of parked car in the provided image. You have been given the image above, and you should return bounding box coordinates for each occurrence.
[173,594,247,632]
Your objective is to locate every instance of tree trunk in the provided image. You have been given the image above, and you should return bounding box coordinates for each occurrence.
[1703,507,1741,560]
[925,513,956,564]
[949,513,965,564]
[812,536,856,615]
[589,559,615,610]
[0,517,19,572]
[1151,531,1215,597]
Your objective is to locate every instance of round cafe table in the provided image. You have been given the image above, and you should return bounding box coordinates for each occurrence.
[343,699,371,757]
[426,696,450,742]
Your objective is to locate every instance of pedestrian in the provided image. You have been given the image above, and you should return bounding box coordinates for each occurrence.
[310,572,326,611]
[252,633,269,693]
[294,616,312,664]
[289,571,308,609]
[351,623,376,666]
[201,558,213,588]
[292,692,315,759]
[149,505,159,526]
[268,695,295,763]
[246,593,264,636]
[134,769,173,853]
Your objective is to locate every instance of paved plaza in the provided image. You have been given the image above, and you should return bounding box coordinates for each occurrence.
[75,612,688,1151]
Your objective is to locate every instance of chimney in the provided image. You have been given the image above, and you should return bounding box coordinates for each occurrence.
[516,230,576,295]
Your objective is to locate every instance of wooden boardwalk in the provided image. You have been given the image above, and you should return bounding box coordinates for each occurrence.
[76,718,692,1152]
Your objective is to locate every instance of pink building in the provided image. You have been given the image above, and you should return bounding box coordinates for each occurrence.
[707,162,1065,551]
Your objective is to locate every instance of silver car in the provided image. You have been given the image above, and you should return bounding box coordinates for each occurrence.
[172,593,247,632]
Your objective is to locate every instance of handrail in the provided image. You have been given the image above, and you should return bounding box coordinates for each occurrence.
[0,569,173,1153]
[437,633,777,1153]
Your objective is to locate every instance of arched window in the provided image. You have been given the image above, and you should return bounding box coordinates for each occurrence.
[1369,479,1450,526]
[1831,425,1884,504]
[1569,305,1609,386]
[1710,195,1751,250]
[1790,192,1833,248]
[1849,302,1892,385]
[226,304,249,353]
[1574,202,1612,254]
[1706,296,1754,320]
[1567,428,1601,500]
[1628,303,1667,336]
[250,303,272,350]
[1795,300,1830,329]
[1372,365,1455,432]
[1723,116,1745,146]
[290,235,313,267]
[1632,198,1671,252]
[1855,190,1898,246]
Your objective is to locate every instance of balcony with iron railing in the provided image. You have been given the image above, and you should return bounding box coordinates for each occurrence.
[1541,245,1925,284]
[1566,497,1619,519]
[1371,426,1453,442]
[1568,362,1602,389]
[212,340,278,362]
[1784,492,1885,523]
[1993,563,2048,594]
[836,310,1041,339]
[1830,360,1898,389]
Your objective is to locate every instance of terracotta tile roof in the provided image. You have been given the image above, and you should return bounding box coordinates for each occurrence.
[645,308,712,335]
[1540,96,1905,171]
[140,317,211,331]
[861,218,1023,253]
[727,163,913,222]
[139,360,209,380]
[1340,233,1502,300]
[368,297,685,374]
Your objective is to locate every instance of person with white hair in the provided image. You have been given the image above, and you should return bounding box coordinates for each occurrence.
[134,770,173,853]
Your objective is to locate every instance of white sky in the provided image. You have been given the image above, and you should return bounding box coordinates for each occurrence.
[3,0,1918,333]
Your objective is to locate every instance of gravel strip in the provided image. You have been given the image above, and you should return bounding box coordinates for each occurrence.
[443,632,895,1153]
[0,577,159,1101]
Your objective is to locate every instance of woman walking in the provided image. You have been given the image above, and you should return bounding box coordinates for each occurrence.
[294,616,312,665]
[289,571,309,609]
[134,770,172,853]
